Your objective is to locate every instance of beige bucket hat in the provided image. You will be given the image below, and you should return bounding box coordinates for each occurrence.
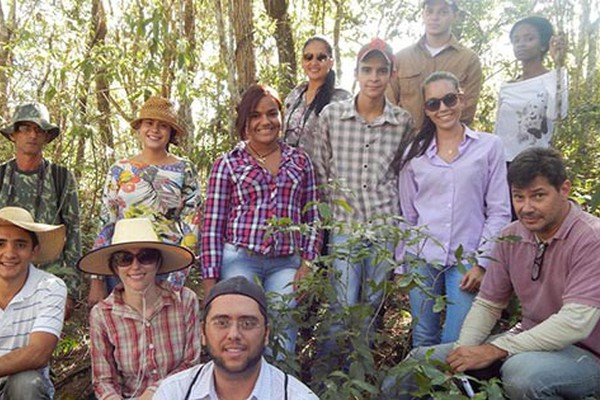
[77,218,195,276]
[130,96,186,146]
[0,102,60,143]
[0,207,65,263]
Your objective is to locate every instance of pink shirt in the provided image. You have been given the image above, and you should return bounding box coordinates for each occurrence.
[480,203,600,355]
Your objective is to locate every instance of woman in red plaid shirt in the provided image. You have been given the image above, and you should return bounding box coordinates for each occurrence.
[78,218,201,400]
[201,84,323,356]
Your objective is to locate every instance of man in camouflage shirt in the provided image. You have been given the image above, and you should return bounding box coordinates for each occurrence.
[0,102,81,318]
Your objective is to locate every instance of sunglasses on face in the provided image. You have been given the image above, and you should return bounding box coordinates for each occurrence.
[109,248,161,268]
[424,92,460,112]
[303,53,330,62]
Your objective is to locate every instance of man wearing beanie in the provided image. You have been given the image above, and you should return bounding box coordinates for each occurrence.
[154,276,318,399]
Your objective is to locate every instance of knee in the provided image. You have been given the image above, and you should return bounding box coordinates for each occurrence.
[502,358,551,399]
[4,370,51,400]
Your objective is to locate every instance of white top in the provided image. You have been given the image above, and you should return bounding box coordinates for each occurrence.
[494,69,568,161]
[0,265,67,394]
[154,358,319,400]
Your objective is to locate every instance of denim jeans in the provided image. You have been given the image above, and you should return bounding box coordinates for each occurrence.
[393,341,600,399]
[408,262,475,347]
[323,235,392,355]
[0,370,52,400]
[221,243,300,355]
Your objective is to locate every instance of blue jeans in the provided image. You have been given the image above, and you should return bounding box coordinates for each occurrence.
[324,235,392,354]
[0,370,52,400]
[221,243,300,355]
[395,341,600,399]
[409,262,475,347]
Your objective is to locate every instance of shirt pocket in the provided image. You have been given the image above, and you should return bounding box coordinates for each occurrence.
[398,68,422,100]
[230,164,265,204]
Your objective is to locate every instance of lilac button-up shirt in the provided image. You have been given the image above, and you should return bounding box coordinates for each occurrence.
[397,127,511,270]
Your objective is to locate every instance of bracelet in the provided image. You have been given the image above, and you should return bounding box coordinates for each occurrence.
[89,274,105,281]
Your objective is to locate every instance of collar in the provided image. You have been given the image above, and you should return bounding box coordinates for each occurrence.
[424,125,479,158]
[340,95,401,126]
[195,358,270,399]
[8,265,43,304]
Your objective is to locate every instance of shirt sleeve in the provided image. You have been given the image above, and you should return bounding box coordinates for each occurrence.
[93,164,121,250]
[200,157,231,279]
[299,155,323,261]
[312,112,332,202]
[32,277,67,337]
[459,53,482,125]
[178,160,202,255]
[477,138,511,268]
[455,296,505,347]
[89,305,124,400]
[491,303,600,355]
[59,170,82,298]
[395,161,419,274]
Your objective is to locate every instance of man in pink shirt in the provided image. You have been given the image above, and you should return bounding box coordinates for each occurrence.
[390,147,600,399]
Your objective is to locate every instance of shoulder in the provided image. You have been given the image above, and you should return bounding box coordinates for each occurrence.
[321,97,353,119]
[568,207,600,242]
[332,88,352,101]
[156,363,209,398]
[266,363,318,399]
[30,266,67,294]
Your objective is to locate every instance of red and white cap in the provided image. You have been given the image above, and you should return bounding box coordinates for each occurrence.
[356,38,395,68]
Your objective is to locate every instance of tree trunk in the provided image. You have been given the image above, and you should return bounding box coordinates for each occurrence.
[93,0,114,156]
[0,0,16,120]
[263,0,296,98]
[232,0,256,93]
[178,0,197,151]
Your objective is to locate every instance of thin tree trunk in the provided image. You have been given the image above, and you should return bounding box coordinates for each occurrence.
[263,0,296,98]
[232,0,256,93]
[0,0,16,119]
[178,0,197,151]
[93,0,114,155]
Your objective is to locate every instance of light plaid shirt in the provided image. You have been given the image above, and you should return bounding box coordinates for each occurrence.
[89,282,201,400]
[201,141,322,280]
[313,96,414,225]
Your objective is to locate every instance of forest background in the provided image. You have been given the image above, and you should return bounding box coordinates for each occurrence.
[0,0,599,398]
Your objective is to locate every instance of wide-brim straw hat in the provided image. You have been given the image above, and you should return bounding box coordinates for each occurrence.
[77,218,195,276]
[130,96,186,146]
[0,102,60,143]
[0,207,65,263]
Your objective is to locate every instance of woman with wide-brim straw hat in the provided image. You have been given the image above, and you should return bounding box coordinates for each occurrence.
[79,218,201,400]
[88,96,201,306]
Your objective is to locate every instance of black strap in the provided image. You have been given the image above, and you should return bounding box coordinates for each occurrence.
[284,372,289,400]
[50,162,69,224]
[0,163,6,193]
[183,363,206,400]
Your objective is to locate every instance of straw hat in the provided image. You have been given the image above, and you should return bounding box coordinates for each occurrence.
[1,102,60,143]
[77,218,195,276]
[130,96,186,146]
[0,207,65,263]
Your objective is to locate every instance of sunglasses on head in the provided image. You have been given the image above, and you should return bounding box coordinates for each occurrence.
[303,53,329,62]
[110,248,161,268]
[424,93,460,112]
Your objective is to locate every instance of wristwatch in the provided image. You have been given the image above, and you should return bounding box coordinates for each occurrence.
[89,274,105,281]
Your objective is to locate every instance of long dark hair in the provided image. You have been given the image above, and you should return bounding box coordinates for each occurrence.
[398,71,461,171]
[235,84,282,140]
[303,36,336,116]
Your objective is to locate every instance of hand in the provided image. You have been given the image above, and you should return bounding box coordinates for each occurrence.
[293,260,312,291]
[459,265,485,293]
[87,279,107,307]
[550,33,567,66]
[64,296,75,321]
[201,278,217,306]
[447,344,507,373]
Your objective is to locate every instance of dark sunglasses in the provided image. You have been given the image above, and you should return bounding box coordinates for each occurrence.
[303,53,329,62]
[531,241,548,281]
[110,248,161,268]
[424,93,460,112]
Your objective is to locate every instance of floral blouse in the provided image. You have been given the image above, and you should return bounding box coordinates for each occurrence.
[94,157,201,286]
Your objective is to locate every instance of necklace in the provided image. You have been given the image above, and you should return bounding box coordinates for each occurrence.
[247,142,279,165]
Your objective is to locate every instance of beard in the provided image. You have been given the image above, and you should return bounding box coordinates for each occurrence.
[207,338,265,378]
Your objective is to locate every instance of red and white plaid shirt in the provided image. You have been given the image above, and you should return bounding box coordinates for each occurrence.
[90,282,201,400]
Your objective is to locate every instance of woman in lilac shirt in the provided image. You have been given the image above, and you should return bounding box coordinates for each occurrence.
[397,71,511,347]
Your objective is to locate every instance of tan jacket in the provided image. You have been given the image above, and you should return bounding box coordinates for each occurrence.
[386,34,482,129]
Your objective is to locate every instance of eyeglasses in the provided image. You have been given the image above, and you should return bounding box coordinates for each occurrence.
[16,124,45,135]
[208,316,263,331]
[424,93,460,112]
[531,241,548,281]
[109,248,161,268]
[303,53,330,62]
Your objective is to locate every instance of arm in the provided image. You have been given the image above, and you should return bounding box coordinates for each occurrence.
[477,138,511,268]
[0,333,58,377]
[459,54,482,126]
[200,157,231,280]
[311,113,332,202]
[178,160,202,254]
[299,155,323,263]
[395,162,418,274]
[59,170,82,301]
[492,303,600,355]
[89,306,124,400]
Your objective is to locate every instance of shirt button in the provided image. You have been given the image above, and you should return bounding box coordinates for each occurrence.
[145,322,151,327]
[149,344,154,349]
[363,164,368,168]
[365,144,370,148]
[363,185,367,188]
[152,369,158,374]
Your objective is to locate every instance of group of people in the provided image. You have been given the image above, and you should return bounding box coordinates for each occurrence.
[0,0,596,399]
